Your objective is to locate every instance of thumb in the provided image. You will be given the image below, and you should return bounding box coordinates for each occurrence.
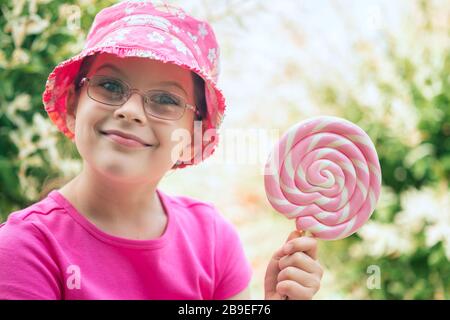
[284,229,317,260]
[271,230,305,262]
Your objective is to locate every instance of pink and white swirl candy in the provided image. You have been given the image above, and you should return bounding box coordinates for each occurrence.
[264,116,382,240]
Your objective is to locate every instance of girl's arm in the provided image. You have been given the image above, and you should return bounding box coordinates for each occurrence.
[0,218,61,299]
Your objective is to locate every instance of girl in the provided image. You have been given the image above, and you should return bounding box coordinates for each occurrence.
[0,0,323,300]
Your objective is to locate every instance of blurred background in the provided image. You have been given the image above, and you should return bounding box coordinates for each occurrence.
[0,0,449,299]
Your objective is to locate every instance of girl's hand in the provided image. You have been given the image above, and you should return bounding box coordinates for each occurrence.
[264,230,323,300]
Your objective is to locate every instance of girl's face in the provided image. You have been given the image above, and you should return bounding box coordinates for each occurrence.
[66,53,196,183]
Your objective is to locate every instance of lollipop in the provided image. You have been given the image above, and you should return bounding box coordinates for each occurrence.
[264,116,382,240]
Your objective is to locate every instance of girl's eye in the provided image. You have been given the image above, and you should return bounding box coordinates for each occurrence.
[151,93,182,106]
[99,80,124,94]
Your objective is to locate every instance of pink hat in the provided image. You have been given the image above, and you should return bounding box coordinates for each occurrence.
[42,0,225,169]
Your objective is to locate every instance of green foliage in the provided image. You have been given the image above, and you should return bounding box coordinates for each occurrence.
[0,0,116,219]
[314,0,450,299]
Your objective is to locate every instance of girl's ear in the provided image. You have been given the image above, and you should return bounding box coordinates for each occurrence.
[66,84,78,134]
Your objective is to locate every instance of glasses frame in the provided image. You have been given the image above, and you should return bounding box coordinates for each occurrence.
[78,75,199,121]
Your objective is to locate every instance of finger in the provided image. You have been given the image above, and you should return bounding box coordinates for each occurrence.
[278,252,323,275]
[283,236,318,260]
[276,280,316,300]
[266,244,295,300]
[277,266,321,289]
[271,244,289,262]
[273,230,304,261]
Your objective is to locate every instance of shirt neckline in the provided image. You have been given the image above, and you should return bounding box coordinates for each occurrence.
[48,188,174,250]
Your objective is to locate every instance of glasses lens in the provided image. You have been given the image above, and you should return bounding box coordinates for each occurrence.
[145,91,186,120]
[89,76,127,105]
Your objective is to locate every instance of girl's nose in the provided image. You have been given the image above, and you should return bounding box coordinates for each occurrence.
[113,92,148,124]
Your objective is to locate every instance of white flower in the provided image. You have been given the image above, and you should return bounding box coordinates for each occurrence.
[4,93,30,132]
[208,48,217,64]
[414,64,443,100]
[172,25,180,34]
[33,113,55,138]
[423,187,450,258]
[198,23,208,39]
[98,38,117,47]
[187,32,198,43]
[393,186,450,259]
[78,0,95,7]
[10,93,31,113]
[12,0,26,17]
[176,10,186,20]
[125,4,136,15]
[133,50,157,58]
[389,98,420,146]
[147,31,165,44]
[10,16,27,48]
[426,224,450,259]
[10,130,35,161]
[26,14,50,35]
[171,37,189,55]
[395,187,442,232]
[123,14,171,32]
[39,137,60,164]
[357,221,414,257]
[194,44,201,56]
[114,29,130,41]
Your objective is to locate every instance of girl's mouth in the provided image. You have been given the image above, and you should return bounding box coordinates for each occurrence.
[99,130,153,149]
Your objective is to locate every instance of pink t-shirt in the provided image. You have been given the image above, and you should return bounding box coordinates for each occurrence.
[0,189,253,300]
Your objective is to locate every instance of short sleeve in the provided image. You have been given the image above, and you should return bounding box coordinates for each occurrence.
[0,216,61,299]
[212,208,253,300]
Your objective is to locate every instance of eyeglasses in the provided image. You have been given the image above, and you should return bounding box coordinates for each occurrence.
[78,75,199,121]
